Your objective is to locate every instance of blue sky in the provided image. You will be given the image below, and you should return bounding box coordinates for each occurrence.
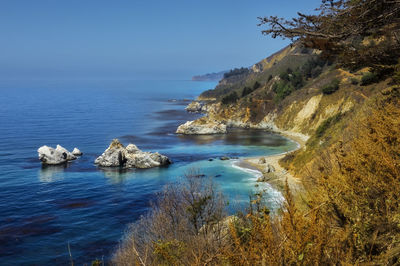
[0,0,321,80]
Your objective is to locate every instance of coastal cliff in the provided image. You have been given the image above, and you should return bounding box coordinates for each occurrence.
[178,42,397,181]
[117,1,400,264]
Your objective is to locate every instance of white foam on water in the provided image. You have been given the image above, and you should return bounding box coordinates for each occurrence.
[230,160,285,206]
[231,160,263,180]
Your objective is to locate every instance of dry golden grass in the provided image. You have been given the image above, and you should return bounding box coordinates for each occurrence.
[113,86,400,265]
[223,86,400,265]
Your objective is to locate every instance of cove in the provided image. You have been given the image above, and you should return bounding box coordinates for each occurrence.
[0,79,296,264]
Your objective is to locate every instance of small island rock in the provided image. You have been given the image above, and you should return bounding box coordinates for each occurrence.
[72,148,83,156]
[38,145,76,165]
[95,139,171,169]
[55,145,77,161]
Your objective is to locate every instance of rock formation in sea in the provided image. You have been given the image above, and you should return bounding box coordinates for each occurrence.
[72,148,83,156]
[176,117,227,135]
[37,145,78,165]
[94,139,171,169]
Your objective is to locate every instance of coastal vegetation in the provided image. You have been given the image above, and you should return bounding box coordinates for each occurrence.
[223,67,250,79]
[115,0,400,264]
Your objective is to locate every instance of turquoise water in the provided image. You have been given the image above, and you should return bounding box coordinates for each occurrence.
[0,79,296,264]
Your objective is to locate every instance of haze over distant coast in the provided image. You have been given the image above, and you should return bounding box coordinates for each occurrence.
[192,70,227,81]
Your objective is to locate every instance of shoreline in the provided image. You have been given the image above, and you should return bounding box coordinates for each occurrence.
[234,130,306,196]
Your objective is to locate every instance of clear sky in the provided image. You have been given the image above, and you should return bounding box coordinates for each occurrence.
[0,0,321,80]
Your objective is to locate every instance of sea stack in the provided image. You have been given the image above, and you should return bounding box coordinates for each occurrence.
[95,139,171,169]
[37,145,78,165]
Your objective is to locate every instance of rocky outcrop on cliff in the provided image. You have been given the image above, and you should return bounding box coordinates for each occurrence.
[176,117,227,135]
[95,139,171,168]
[38,145,80,165]
[184,100,212,113]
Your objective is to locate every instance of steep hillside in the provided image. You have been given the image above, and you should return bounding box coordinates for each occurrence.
[117,1,400,264]
[178,42,397,182]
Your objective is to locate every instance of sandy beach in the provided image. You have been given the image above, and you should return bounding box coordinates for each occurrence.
[239,131,307,195]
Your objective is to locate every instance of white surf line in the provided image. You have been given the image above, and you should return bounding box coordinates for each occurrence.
[230,160,285,205]
[231,160,263,180]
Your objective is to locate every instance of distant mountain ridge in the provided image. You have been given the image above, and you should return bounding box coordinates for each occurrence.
[192,70,227,81]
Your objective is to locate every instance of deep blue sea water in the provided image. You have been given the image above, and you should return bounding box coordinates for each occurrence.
[0,79,296,265]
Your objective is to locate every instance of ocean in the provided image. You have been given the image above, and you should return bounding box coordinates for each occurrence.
[0,79,297,264]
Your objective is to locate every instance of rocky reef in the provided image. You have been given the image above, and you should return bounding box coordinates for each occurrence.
[38,145,81,165]
[176,117,227,135]
[95,139,171,169]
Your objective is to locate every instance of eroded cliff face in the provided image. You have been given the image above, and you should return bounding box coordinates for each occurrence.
[177,43,384,157]
[178,89,353,140]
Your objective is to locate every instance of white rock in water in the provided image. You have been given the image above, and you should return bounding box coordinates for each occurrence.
[126,144,140,154]
[38,145,68,165]
[56,145,77,161]
[94,139,126,167]
[176,120,227,135]
[72,148,83,156]
[95,139,171,169]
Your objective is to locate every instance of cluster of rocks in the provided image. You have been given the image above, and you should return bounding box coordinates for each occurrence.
[185,101,209,113]
[255,157,276,182]
[38,145,82,165]
[38,139,171,170]
[257,157,276,173]
[94,139,171,169]
[176,119,227,135]
[257,175,271,182]
[264,164,276,173]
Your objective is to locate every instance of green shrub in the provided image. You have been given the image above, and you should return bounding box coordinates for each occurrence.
[273,81,294,102]
[322,79,340,94]
[223,67,249,79]
[290,71,304,89]
[253,81,261,90]
[350,77,359,85]
[361,72,378,85]
[221,92,239,104]
[242,82,261,97]
[315,114,342,137]
[241,87,252,97]
[279,71,290,81]
[311,66,323,78]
